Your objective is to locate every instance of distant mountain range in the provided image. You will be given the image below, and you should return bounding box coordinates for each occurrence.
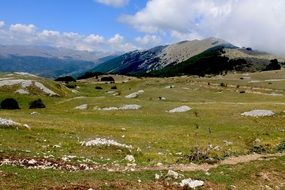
[0,45,117,78]
[90,38,285,77]
[1,38,284,79]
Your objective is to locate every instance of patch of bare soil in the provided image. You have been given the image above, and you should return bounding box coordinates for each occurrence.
[1,153,284,172]
[40,181,183,190]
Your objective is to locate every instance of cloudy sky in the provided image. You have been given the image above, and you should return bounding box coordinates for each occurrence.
[0,0,284,55]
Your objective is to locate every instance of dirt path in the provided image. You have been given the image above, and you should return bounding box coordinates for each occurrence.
[1,153,284,172]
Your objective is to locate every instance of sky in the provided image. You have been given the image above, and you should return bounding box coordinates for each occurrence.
[0,0,285,55]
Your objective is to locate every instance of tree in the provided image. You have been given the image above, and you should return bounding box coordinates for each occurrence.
[1,98,20,109]
[265,59,281,71]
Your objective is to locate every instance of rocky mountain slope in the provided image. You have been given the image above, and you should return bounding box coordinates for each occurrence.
[91,38,284,76]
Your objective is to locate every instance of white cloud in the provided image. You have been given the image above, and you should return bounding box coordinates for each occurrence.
[10,23,36,33]
[108,33,124,44]
[40,30,60,37]
[108,33,137,51]
[0,21,136,53]
[84,34,105,43]
[135,35,161,46]
[121,0,285,55]
[0,21,5,28]
[95,0,129,7]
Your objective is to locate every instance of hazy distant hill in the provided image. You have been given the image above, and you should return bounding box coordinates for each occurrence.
[0,45,117,78]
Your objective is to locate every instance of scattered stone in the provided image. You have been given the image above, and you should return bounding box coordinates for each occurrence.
[28,159,37,165]
[168,106,192,113]
[81,138,132,149]
[14,72,38,77]
[0,117,30,129]
[74,104,88,110]
[15,89,29,95]
[30,111,39,115]
[166,170,180,179]
[107,91,116,94]
[157,163,163,167]
[165,85,175,89]
[0,79,58,96]
[223,140,233,146]
[23,124,31,129]
[125,155,135,163]
[179,178,204,189]
[119,104,141,110]
[241,110,275,117]
[125,90,144,99]
[101,107,119,111]
[155,173,161,180]
[0,118,21,127]
[158,96,167,101]
[95,104,142,111]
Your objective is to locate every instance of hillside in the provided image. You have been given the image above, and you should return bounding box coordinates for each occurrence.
[90,38,284,77]
[1,69,285,189]
[0,45,116,78]
[0,72,72,97]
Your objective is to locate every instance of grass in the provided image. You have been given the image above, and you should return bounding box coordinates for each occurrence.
[0,70,285,189]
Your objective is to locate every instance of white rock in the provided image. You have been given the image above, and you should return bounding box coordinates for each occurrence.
[15,89,29,95]
[180,179,204,189]
[23,124,31,129]
[168,106,192,113]
[96,104,142,111]
[34,82,58,96]
[119,104,142,110]
[30,112,39,115]
[74,104,88,110]
[159,97,167,101]
[101,107,119,111]
[157,163,163,166]
[14,72,38,77]
[0,118,21,127]
[155,174,160,180]
[165,85,175,89]
[125,155,135,162]
[81,138,132,149]
[166,170,180,179]
[28,159,37,165]
[0,79,58,96]
[241,110,275,117]
[125,90,144,99]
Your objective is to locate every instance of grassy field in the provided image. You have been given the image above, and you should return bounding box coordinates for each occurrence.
[0,70,285,189]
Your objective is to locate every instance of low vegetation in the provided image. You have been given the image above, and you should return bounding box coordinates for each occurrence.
[0,70,284,189]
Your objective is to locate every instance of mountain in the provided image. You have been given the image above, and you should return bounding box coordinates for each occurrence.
[0,45,117,78]
[90,38,285,77]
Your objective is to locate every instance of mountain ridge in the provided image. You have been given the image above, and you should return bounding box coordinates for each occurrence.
[90,37,285,77]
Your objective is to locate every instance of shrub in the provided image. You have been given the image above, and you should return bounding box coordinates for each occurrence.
[95,86,103,90]
[101,76,115,82]
[65,83,77,89]
[277,140,285,152]
[0,98,20,109]
[220,82,227,87]
[55,76,76,82]
[264,59,281,71]
[29,99,46,109]
[111,86,117,89]
[77,72,103,80]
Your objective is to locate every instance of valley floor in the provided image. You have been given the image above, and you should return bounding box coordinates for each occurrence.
[0,70,285,189]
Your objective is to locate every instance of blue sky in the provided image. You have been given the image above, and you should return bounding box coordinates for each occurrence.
[0,0,285,55]
[0,0,146,38]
